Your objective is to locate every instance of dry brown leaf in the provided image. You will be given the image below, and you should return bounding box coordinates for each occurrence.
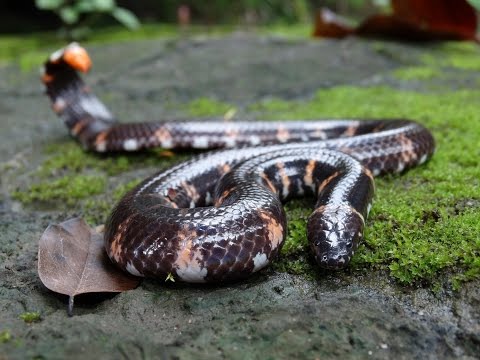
[38,217,140,316]
[391,0,477,40]
[313,0,478,42]
[312,8,354,38]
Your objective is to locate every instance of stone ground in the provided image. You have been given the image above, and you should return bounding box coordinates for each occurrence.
[0,34,479,359]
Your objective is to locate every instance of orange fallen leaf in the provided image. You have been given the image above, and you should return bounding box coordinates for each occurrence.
[312,8,354,38]
[313,0,479,42]
[38,218,140,316]
[390,0,477,40]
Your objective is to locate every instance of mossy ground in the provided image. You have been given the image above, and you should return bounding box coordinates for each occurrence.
[251,86,480,287]
[11,141,189,223]
[19,312,41,324]
[6,29,479,290]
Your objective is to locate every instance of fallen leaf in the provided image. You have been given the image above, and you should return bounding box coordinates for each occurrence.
[313,0,479,42]
[391,0,477,39]
[38,218,140,316]
[312,8,354,38]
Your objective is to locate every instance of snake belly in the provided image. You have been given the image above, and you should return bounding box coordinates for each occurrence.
[41,43,436,283]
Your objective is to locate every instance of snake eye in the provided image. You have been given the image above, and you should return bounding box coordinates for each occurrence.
[322,255,328,262]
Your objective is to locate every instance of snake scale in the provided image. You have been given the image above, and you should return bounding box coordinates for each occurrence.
[41,43,435,283]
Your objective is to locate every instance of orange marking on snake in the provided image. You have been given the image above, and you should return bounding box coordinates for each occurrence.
[318,171,340,193]
[260,172,277,193]
[71,119,89,136]
[303,159,316,187]
[276,126,290,142]
[343,125,357,137]
[109,216,133,263]
[362,168,374,182]
[154,127,172,140]
[42,74,54,83]
[276,162,291,196]
[257,210,284,250]
[215,188,233,206]
[180,181,200,204]
[94,131,108,146]
[220,164,231,174]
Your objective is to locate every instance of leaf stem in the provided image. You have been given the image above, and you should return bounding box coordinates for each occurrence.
[67,295,75,317]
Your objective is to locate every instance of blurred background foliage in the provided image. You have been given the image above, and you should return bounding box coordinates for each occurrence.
[2,0,479,37]
[2,0,392,36]
[0,0,478,66]
[34,0,140,39]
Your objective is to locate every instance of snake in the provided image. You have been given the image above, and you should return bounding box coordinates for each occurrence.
[41,43,435,283]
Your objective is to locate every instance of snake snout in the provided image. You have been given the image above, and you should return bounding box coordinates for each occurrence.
[318,251,351,269]
[312,232,358,269]
[307,204,364,269]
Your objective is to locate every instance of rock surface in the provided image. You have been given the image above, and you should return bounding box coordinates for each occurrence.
[1,34,479,359]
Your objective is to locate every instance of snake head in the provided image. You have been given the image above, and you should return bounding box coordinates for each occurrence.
[307,204,365,269]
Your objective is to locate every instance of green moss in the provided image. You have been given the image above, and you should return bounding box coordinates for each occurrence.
[85,23,179,44]
[0,34,57,69]
[41,141,166,176]
[420,42,480,71]
[257,23,312,38]
[452,261,480,290]
[272,199,316,278]
[13,140,181,208]
[0,330,12,343]
[112,179,142,199]
[393,66,441,80]
[14,133,189,225]
[13,174,106,206]
[83,179,141,224]
[282,200,309,256]
[186,97,235,117]
[19,312,41,324]
[252,86,480,286]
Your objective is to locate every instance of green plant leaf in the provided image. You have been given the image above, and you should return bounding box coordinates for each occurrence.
[111,7,140,30]
[75,0,96,13]
[35,0,65,10]
[59,6,79,24]
[467,0,480,10]
[92,0,115,11]
[69,27,92,40]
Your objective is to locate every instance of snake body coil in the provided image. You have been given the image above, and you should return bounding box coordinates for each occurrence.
[42,43,435,283]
